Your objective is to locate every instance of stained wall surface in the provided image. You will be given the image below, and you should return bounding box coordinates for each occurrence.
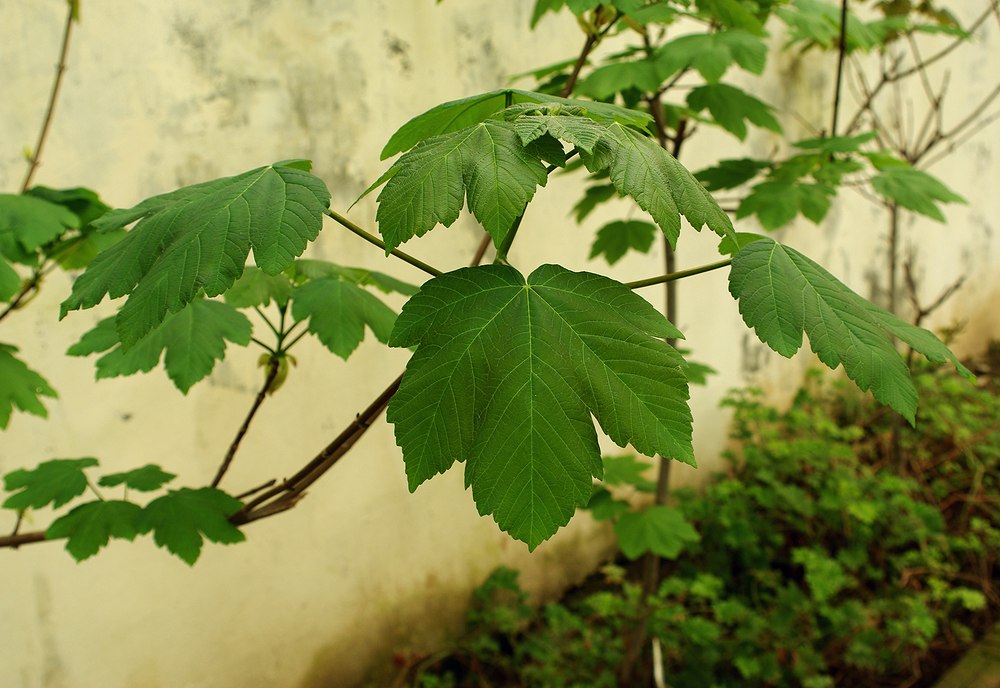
[1,2,997,687]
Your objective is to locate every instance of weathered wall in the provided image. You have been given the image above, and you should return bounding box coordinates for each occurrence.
[1,1,998,687]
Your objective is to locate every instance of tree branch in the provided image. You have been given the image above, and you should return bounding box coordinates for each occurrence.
[20,4,76,192]
[210,357,282,488]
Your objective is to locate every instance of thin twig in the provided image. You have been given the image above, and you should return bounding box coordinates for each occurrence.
[211,357,282,487]
[559,11,619,97]
[21,5,75,192]
[830,0,850,136]
[0,271,43,324]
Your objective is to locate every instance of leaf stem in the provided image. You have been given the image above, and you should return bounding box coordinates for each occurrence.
[250,337,277,355]
[325,209,443,277]
[21,4,75,192]
[254,306,281,338]
[493,212,526,264]
[830,0,849,137]
[211,356,282,488]
[281,327,309,353]
[625,258,732,290]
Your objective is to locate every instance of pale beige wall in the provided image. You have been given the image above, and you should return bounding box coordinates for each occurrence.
[1,2,998,687]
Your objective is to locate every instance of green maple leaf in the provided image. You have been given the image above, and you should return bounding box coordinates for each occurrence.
[794,131,877,154]
[98,464,176,492]
[656,30,767,83]
[387,264,692,549]
[737,180,835,229]
[59,160,330,347]
[138,487,245,565]
[46,500,143,561]
[695,158,770,191]
[373,109,734,252]
[3,458,98,510]
[587,488,631,521]
[223,266,293,308]
[67,298,252,394]
[871,167,966,222]
[290,277,397,359]
[576,58,665,100]
[0,193,79,265]
[376,119,549,251]
[729,237,971,422]
[697,0,765,34]
[589,220,657,265]
[0,257,19,301]
[602,454,657,492]
[572,183,616,223]
[687,84,782,141]
[0,343,57,429]
[379,88,652,159]
[614,505,700,559]
[26,186,119,269]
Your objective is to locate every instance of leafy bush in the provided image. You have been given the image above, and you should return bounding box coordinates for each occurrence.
[409,360,999,687]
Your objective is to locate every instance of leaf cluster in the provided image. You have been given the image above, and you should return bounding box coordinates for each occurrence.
[2,458,243,564]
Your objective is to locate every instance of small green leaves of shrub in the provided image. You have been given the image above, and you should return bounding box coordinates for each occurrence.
[68,298,252,394]
[0,257,19,301]
[3,458,98,510]
[25,185,119,269]
[0,343,57,428]
[138,488,245,565]
[729,237,970,422]
[614,505,700,559]
[388,264,691,549]
[59,160,331,347]
[46,500,143,560]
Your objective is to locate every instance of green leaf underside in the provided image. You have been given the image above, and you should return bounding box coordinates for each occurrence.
[138,487,245,565]
[290,278,397,359]
[224,266,293,308]
[602,454,657,492]
[59,161,331,347]
[695,158,770,191]
[0,257,20,301]
[387,264,692,550]
[729,238,971,423]
[871,167,966,222]
[0,344,57,429]
[98,464,176,492]
[379,88,652,159]
[46,500,142,561]
[3,458,98,510]
[615,505,700,559]
[26,186,118,269]
[67,298,252,394]
[590,220,657,265]
[738,180,835,230]
[375,110,734,252]
[0,194,79,264]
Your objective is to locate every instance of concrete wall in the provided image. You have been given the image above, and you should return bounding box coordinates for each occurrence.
[1,2,997,687]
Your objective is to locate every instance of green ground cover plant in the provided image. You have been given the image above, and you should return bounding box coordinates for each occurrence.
[404,355,1000,687]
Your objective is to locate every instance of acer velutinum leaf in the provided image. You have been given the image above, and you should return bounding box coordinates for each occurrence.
[98,464,176,492]
[3,458,98,511]
[67,298,252,393]
[729,238,971,422]
[59,161,330,347]
[0,343,57,429]
[388,264,692,550]
[290,277,397,359]
[0,193,78,264]
[137,487,245,565]
[376,120,549,251]
[0,257,18,301]
[46,500,143,561]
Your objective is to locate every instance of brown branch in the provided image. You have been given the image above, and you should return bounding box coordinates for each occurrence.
[0,270,43,324]
[0,530,47,549]
[210,357,281,487]
[830,0,850,136]
[21,5,76,192]
[559,11,619,97]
